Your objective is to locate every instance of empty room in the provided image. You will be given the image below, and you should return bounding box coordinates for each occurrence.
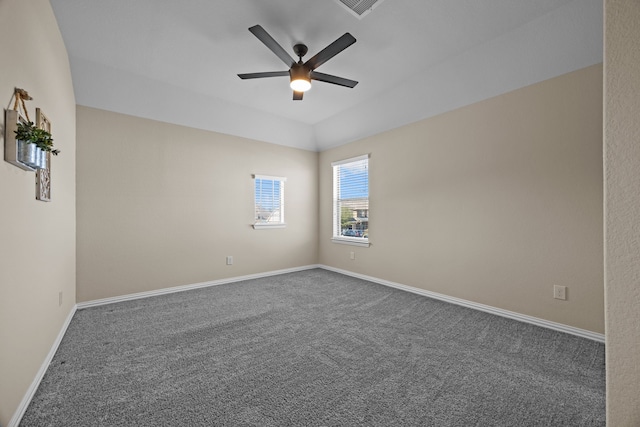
[1,0,639,426]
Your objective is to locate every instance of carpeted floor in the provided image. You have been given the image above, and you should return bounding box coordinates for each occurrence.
[20,269,605,426]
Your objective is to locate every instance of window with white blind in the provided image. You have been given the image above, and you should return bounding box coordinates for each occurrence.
[253,175,286,229]
[332,154,370,246]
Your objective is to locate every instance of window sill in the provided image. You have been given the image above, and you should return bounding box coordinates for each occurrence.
[253,223,286,229]
[331,237,370,247]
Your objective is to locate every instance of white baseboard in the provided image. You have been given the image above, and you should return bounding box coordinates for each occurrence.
[319,265,605,343]
[8,304,78,427]
[77,263,605,342]
[77,265,321,309]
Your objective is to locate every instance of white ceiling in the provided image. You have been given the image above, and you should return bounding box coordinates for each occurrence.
[50,0,602,151]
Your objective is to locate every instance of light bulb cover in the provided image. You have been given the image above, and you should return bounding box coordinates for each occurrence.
[290,79,311,92]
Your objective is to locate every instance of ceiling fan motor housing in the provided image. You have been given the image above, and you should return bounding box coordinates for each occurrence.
[290,63,310,80]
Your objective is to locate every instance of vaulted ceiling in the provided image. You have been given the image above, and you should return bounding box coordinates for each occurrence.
[50,0,602,151]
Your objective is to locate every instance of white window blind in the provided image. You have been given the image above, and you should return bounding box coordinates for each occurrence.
[332,154,369,246]
[253,175,286,229]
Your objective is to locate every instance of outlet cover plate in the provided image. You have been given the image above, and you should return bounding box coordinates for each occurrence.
[553,285,567,300]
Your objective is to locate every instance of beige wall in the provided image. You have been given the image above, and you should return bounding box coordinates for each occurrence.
[76,106,318,302]
[604,0,640,424]
[0,0,76,425]
[320,64,604,333]
[2,2,623,424]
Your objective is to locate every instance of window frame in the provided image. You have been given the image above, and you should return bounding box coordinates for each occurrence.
[253,174,286,229]
[331,154,370,247]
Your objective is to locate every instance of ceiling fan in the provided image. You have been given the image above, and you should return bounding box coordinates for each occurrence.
[238,25,358,101]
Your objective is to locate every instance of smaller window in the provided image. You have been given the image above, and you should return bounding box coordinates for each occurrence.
[253,175,286,229]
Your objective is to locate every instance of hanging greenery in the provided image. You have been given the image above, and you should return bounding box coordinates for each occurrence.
[14,121,60,155]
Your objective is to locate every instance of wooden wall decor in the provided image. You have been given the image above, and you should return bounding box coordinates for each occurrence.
[35,108,51,201]
[4,109,36,171]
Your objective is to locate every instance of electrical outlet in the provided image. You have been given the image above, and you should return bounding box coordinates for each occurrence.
[226,256,233,265]
[553,285,567,300]
[58,291,63,306]
[350,251,355,260]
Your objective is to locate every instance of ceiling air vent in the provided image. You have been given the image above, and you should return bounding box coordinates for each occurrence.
[335,0,386,19]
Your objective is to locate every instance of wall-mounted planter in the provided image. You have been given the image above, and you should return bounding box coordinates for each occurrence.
[4,109,36,171]
[18,139,44,169]
[5,92,57,200]
[37,146,47,169]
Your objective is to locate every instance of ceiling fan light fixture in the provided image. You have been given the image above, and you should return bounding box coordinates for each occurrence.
[290,78,311,92]
[290,65,311,92]
[239,25,358,100]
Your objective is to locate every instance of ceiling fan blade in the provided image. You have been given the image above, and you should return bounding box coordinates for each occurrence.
[310,71,358,88]
[238,71,289,79]
[248,25,296,68]
[293,91,304,101]
[304,33,356,70]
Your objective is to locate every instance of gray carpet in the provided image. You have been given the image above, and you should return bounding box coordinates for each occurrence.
[20,269,605,426]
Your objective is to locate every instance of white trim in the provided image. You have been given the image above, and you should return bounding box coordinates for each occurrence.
[318,265,605,343]
[330,153,370,167]
[77,265,321,309]
[253,223,287,229]
[331,237,370,247]
[8,305,78,427]
[253,174,286,182]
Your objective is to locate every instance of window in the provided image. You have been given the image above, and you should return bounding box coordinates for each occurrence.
[332,154,369,246]
[253,175,286,229]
